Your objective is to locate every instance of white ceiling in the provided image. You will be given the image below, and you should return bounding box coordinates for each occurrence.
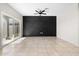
[9,3,77,16]
[9,3,64,16]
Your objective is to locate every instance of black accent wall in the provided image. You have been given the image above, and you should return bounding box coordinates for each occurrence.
[23,16,56,36]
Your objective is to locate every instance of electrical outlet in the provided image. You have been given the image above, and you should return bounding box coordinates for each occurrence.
[40,32,43,34]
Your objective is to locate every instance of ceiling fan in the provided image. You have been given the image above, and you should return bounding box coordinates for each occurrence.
[34,8,48,16]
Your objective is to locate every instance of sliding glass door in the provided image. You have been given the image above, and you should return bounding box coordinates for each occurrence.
[2,15,20,45]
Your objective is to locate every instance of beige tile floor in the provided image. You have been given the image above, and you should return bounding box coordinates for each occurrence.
[0,37,79,56]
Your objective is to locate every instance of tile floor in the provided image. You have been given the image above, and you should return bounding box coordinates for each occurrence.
[0,37,79,56]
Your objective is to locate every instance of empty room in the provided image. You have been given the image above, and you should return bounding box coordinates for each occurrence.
[0,3,79,56]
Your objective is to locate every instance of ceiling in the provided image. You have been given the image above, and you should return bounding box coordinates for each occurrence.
[9,3,63,16]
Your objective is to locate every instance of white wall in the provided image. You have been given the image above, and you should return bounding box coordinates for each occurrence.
[78,3,79,46]
[57,3,79,46]
[0,3,22,47]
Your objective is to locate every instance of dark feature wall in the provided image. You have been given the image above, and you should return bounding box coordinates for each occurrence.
[23,16,56,36]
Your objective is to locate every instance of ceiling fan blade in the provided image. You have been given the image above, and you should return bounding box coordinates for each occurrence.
[41,10,45,13]
[43,8,48,12]
[35,10,39,13]
[45,8,48,10]
[42,13,47,15]
[41,8,48,13]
